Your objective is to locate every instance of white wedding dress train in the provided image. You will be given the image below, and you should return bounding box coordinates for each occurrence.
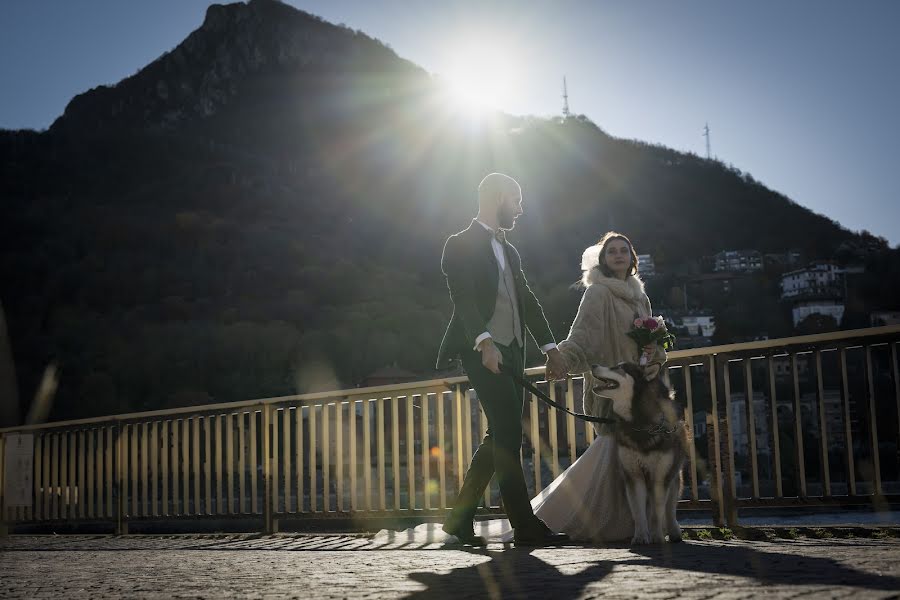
[372,434,634,546]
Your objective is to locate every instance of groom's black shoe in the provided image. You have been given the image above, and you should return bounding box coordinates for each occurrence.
[443,518,487,546]
[513,519,569,546]
[443,524,487,546]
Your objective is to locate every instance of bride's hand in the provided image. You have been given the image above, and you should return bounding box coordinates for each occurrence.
[545,349,567,380]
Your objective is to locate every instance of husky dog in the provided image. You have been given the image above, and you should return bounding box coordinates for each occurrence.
[591,362,687,544]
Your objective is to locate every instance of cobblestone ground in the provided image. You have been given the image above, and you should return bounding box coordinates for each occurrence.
[2,534,900,599]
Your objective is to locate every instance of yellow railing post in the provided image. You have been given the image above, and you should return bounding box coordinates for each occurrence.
[261,404,275,534]
[0,432,7,536]
[114,422,127,535]
[708,354,729,528]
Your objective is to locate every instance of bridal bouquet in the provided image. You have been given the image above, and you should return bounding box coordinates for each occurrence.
[627,316,676,365]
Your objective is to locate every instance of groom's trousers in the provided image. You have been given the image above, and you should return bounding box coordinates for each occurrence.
[449,340,537,530]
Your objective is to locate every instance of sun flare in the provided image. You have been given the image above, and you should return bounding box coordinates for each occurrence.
[439,39,520,113]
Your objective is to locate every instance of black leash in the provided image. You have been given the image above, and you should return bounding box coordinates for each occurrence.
[499,364,616,425]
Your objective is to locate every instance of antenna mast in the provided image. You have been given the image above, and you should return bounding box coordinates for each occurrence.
[562,77,571,118]
[703,122,711,159]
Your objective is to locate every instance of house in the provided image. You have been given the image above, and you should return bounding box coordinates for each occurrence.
[780,261,844,300]
[791,301,845,328]
[780,261,851,328]
[871,310,900,327]
[679,314,716,337]
[713,249,763,273]
[637,254,656,277]
[798,389,856,451]
[727,391,771,458]
[764,250,803,269]
[685,271,742,303]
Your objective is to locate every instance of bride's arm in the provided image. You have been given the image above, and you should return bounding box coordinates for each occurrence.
[557,285,609,374]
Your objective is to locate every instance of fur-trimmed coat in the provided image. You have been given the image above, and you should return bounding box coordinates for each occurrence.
[558,268,667,433]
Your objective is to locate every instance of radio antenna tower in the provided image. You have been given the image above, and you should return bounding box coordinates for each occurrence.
[562,77,571,118]
[703,122,711,159]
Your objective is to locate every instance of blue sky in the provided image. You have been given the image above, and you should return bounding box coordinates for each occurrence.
[2,0,898,245]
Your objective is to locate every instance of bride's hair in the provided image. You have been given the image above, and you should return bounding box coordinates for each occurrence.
[581,231,639,280]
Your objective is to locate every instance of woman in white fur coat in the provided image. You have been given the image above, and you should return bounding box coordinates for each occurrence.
[558,231,667,433]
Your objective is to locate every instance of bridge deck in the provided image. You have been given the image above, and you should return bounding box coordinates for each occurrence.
[3,531,900,598]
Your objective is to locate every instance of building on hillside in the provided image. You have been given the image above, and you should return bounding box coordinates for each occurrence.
[764,250,803,269]
[680,314,716,337]
[685,271,744,305]
[664,311,716,337]
[713,249,763,273]
[692,412,707,438]
[871,310,900,327]
[727,391,771,458]
[780,261,849,328]
[798,389,857,451]
[637,254,656,277]
[791,301,845,328]
[660,311,715,349]
[780,261,845,300]
[771,356,810,378]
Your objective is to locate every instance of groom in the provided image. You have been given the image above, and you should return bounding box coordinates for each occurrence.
[437,172,568,546]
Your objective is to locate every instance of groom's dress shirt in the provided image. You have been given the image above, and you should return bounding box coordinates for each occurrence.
[473,219,557,354]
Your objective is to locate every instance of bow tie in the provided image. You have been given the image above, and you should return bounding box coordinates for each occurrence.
[494,229,507,244]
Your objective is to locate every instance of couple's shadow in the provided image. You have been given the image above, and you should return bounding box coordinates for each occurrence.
[402,540,900,599]
[404,545,612,599]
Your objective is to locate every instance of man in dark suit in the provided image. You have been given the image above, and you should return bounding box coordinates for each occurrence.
[437,172,568,546]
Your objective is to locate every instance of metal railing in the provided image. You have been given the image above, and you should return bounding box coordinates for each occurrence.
[2,325,899,533]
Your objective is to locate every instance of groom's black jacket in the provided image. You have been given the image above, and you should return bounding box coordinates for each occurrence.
[436,219,555,369]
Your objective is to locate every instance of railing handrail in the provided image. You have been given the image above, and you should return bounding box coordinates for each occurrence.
[3,324,899,434]
[659,324,900,359]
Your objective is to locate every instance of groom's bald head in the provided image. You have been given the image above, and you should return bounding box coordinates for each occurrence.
[477,173,521,213]
[476,172,523,230]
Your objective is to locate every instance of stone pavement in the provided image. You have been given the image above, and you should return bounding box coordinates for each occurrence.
[2,533,900,599]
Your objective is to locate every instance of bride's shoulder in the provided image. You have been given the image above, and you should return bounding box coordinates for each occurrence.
[582,282,611,303]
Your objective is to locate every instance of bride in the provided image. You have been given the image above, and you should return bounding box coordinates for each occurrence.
[375,232,667,545]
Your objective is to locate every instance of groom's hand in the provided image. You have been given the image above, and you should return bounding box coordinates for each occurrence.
[545,348,567,380]
[478,338,503,374]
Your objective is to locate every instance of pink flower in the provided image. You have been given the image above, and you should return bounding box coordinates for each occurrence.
[644,318,659,330]
[633,318,644,328]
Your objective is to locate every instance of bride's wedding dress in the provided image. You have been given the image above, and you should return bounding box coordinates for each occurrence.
[372,433,634,545]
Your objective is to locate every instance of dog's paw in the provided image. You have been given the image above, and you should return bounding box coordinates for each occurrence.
[666,528,683,543]
[631,531,652,545]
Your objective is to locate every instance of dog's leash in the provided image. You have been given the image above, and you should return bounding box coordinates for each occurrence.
[499,364,616,425]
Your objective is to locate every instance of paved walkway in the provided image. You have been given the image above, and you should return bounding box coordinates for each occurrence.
[3,533,900,598]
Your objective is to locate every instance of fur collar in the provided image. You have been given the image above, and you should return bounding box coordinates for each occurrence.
[583,267,646,302]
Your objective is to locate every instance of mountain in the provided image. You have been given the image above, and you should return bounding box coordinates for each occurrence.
[1,0,896,424]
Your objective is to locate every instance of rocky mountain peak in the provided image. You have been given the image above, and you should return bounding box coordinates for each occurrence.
[50,0,416,137]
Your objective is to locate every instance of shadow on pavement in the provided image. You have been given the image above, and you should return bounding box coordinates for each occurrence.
[628,541,900,592]
[403,547,611,600]
[400,540,900,598]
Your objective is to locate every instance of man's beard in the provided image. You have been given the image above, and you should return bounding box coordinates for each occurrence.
[497,203,517,230]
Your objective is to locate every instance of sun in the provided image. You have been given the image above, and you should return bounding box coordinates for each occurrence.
[439,39,520,113]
